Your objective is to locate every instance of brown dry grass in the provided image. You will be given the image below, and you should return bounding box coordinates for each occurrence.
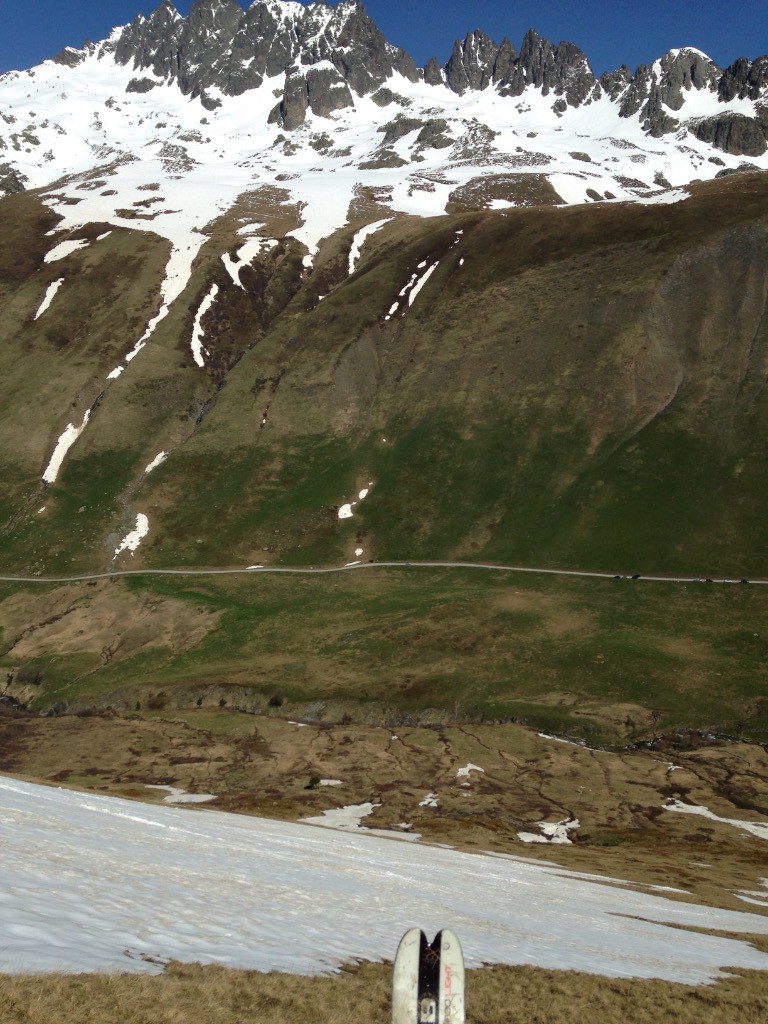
[0,582,220,669]
[1,961,767,1024]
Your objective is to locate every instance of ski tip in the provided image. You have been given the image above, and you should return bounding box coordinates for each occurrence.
[439,928,464,953]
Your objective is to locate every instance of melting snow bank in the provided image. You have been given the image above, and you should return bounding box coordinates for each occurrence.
[42,409,92,484]
[114,514,149,558]
[664,799,768,841]
[408,261,439,307]
[301,802,420,843]
[736,882,768,908]
[348,218,390,274]
[2,778,768,981]
[338,484,373,520]
[146,785,216,805]
[34,278,65,320]
[518,818,580,845]
[386,259,440,319]
[44,238,90,263]
[143,451,167,475]
[222,237,278,288]
[124,240,206,366]
[190,283,219,368]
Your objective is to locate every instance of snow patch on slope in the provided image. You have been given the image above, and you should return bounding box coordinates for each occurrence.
[42,410,91,485]
[518,818,580,845]
[34,278,64,320]
[143,451,167,475]
[114,513,149,557]
[301,801,420,842]
[191,283,219,368]
[2,777,768,981]
[664,799,768,841]
[348,218,390,274]
[44,238,90,263]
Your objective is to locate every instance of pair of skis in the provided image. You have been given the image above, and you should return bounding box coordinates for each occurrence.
[392,929,465,1024]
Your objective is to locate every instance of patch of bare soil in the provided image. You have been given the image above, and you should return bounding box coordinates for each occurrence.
[203,185,305,246]
[1,710,766,914]
[0,581,219,665]
[446,173,561,213]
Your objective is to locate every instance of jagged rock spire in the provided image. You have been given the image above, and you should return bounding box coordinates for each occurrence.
[74,0,768,150]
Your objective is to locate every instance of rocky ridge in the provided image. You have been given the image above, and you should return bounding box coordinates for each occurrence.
[38,0,768,154]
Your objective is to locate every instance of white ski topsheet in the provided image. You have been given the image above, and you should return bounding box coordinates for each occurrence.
[392,928,422,1024]
[2,776,768,983]
[439,930,465,1024]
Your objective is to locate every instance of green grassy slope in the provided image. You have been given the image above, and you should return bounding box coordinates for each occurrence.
[1,176,768,731]
[2,175,768,576]
[140,172,768,575]
[2,569,767,742]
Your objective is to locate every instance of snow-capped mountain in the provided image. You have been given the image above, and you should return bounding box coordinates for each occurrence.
[1,0,768,222]
[1,1,766,315]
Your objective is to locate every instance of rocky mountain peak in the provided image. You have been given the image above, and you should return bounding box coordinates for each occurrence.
[616,47,721,136]
[492,29,598,110]
[435,26,595,111]
[443,30,513,94]
[107,0,417,122]
[19,0,768,157]
[719,54,768,102]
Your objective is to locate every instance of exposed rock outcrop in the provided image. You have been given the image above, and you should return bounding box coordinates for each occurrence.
[691,112,768,157]
[110,0,416,128]
[0,162,27,195]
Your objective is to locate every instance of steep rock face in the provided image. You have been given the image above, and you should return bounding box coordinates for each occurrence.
[305,1,418,95]
[175,0,246,98]
[600,64,632,101]
[691,111,768,157]
[437,27,596,110]
[444,31,515,94]
[51,46,92,68]
[225,1,299,94]
[618,49,721,136]
[496,30,598,108]
[0,162,27,196]
[719,56,768,102]
[111,0,416,125]
[269,64,355,128]
[112,0,185,80]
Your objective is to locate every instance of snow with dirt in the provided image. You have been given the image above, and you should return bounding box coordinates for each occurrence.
[2,777,768,982]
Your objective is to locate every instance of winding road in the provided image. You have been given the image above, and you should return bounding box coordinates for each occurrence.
[0,561,765,586]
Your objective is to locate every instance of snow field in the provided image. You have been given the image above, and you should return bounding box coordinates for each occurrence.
[2,777,768,983]
[114,513,149,558]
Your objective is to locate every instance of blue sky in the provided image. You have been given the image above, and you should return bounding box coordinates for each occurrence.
[1,0,766,77]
